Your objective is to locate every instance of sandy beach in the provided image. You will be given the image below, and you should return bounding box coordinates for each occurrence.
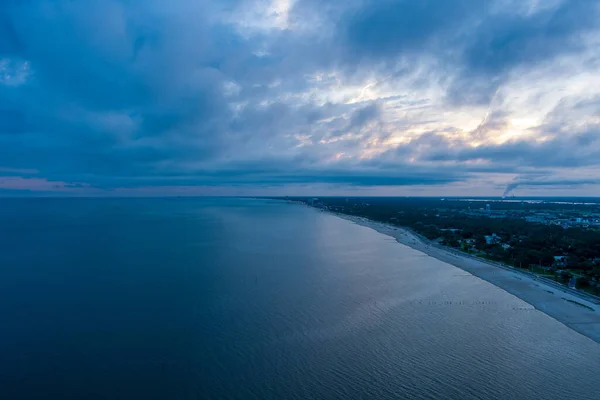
[334,213,600,344]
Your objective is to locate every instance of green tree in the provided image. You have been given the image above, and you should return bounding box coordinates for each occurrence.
[575,277,590,289]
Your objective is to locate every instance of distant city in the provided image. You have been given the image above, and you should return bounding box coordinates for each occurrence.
[457,201,600,229]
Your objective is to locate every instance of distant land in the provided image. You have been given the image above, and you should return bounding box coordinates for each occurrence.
[266,196,600,297]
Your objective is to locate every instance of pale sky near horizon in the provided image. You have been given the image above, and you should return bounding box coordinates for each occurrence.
[1,0,600,197]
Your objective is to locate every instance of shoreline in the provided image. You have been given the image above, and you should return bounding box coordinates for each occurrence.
[329,211,600,344]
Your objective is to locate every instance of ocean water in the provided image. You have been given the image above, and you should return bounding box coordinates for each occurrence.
[1,197,600,400]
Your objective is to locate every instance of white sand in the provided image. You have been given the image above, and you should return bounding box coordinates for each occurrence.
[334,213,600,344]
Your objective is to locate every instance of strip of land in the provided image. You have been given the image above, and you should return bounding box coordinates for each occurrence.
[334,213,600,344]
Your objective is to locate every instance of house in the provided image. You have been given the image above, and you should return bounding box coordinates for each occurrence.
[484,233,500,245]
[525,216,546,223]
[553,256,566,267]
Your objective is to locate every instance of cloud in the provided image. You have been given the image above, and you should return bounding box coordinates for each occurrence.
[349,103,381,129]
[0,176,91,192]
[448,0,600,105]
[425,131,600,169]
[328,0,600,105]
[503,174,600,197]
[1,0,600,196]
[342,0,483,60]
[463,1,592,74]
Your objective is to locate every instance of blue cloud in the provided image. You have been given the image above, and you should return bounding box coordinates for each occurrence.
[343,0,482,59]
[1,0,599,195]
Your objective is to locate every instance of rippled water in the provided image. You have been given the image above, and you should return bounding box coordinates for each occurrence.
[1,198,599,399]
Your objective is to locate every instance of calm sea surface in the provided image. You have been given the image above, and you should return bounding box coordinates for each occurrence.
[1,197,600,399]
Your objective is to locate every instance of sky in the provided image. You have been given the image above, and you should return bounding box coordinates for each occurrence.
[1,0,600,197]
